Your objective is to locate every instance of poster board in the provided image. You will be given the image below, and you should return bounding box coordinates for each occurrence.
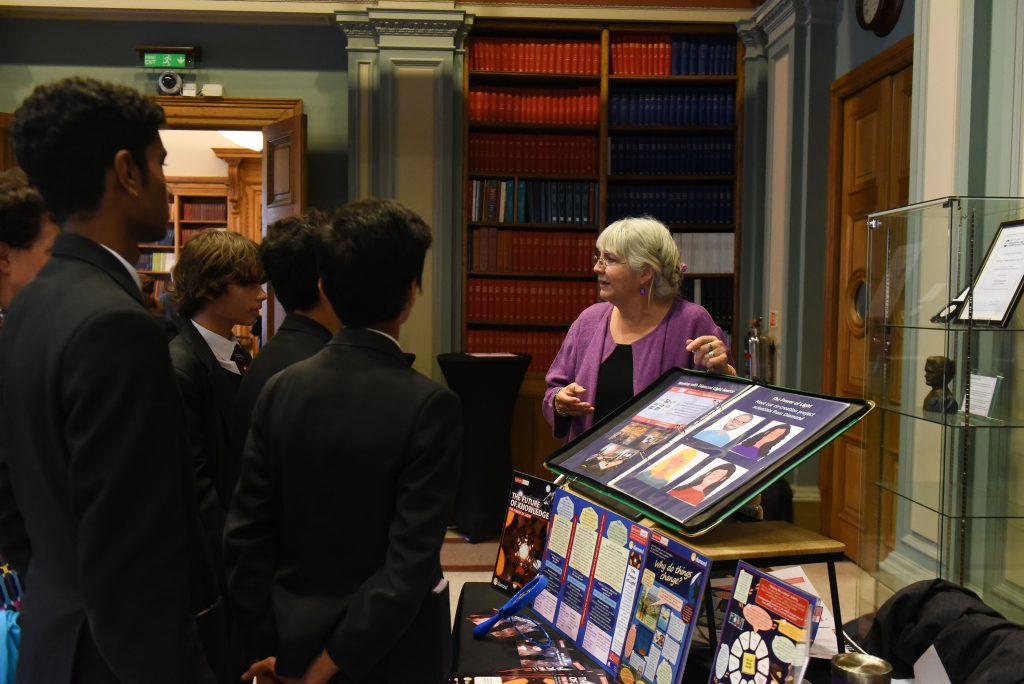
[532,489,710,680]
[710,561,818,684]
[492,471,556,594]
[545,368,871,536]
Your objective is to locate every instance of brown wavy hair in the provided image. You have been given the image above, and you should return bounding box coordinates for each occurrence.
[171,230,264,319]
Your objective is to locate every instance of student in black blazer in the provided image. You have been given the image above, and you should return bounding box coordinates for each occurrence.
[225,198,461,684]
[232,209,340,457]
[0,78,218,683]
[169,229,266,576]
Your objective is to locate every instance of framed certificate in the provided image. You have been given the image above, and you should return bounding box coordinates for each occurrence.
[958,219,1024,326]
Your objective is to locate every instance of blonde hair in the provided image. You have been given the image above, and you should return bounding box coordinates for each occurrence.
[595,216,681,298]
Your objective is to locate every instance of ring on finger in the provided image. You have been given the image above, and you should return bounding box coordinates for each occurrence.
[709,348,715,358]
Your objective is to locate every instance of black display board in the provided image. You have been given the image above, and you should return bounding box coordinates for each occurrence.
[545,368,872,536]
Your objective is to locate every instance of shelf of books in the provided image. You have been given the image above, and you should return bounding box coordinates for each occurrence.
[136,178,230,278]
[135,179,230,322]
[463,23,741,374]
[465,26,604,377]
[605,29,740,347]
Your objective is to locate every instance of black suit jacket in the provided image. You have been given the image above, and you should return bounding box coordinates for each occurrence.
[170,321,242,573]
[224,328,461,683]
[0,233,217,683]
[231,312,332,461]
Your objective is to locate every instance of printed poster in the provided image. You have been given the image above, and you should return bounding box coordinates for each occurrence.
[610,386,851,527]
[617,531,710,684]
[556,376,746,486]
[710,562,818,684]
[493,472,556,594]
[533,489,651,674]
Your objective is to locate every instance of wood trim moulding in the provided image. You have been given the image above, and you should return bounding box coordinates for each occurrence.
[155,97,303,130]
[213,148,261,216]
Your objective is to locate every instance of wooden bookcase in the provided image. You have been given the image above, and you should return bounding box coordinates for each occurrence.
[137,176,229,278]
[462,21,743,476]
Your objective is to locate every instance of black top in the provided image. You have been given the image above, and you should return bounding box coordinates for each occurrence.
[595,343,633,423]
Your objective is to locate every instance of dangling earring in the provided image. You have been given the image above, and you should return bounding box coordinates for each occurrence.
[639,286,647,296]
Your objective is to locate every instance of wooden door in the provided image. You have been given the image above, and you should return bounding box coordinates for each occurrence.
[822,38,912,562]
[262,114,307,337]
[1,113,13,170]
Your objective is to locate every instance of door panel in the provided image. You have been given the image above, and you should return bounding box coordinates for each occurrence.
[262,114,307,336]
[824,40,912,562]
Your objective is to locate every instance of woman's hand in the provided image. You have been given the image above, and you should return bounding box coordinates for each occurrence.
[554,382,594,417]
[686,336,736,374]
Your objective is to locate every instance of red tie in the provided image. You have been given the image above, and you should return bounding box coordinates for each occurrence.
[231,344,252,374]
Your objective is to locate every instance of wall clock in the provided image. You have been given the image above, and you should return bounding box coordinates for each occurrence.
[856,0,904,37]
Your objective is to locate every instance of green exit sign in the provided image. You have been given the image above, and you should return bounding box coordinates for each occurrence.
[143,52,192,69]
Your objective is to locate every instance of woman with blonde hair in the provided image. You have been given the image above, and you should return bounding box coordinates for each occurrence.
[544,216,734,442]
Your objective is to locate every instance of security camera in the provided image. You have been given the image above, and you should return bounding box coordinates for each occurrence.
[157,71,183,95]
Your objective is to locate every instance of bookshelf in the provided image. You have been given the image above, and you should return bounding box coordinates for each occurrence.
[463,22,743,476]
[605,29,740,343]
[137,177,228,279]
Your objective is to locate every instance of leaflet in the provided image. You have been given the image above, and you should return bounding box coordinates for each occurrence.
[492,471,556,594]
[710,562,818,684]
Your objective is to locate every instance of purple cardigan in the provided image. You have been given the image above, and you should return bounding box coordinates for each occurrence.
[543,299,730,443]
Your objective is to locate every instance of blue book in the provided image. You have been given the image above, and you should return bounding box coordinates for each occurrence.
[516,179,526,223]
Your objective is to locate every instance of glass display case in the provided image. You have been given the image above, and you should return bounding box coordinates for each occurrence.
[862,196,1024,623]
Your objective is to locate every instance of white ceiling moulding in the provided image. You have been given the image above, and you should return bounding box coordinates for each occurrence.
[0,0,755,24]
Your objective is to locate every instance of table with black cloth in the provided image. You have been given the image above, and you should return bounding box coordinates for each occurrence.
[451,581,609,681]
[450,582,837,683]
[438,353,530,542]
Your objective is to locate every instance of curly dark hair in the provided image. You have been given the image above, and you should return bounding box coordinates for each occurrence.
[0,169,48,249]
[171,230,265,320]
[260,209,331,313]
[319,198,431,328]
[10,77,165,223]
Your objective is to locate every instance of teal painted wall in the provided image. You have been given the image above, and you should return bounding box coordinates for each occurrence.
[835,0,915,77]
[0,18,350,211]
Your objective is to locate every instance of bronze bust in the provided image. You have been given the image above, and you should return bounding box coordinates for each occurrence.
[923,355,958,413]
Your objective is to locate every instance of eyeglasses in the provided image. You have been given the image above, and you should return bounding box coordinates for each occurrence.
[592,252,626,268]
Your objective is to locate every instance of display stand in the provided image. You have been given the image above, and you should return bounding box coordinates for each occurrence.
[438,352,531,542]
[679,520,847,654]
